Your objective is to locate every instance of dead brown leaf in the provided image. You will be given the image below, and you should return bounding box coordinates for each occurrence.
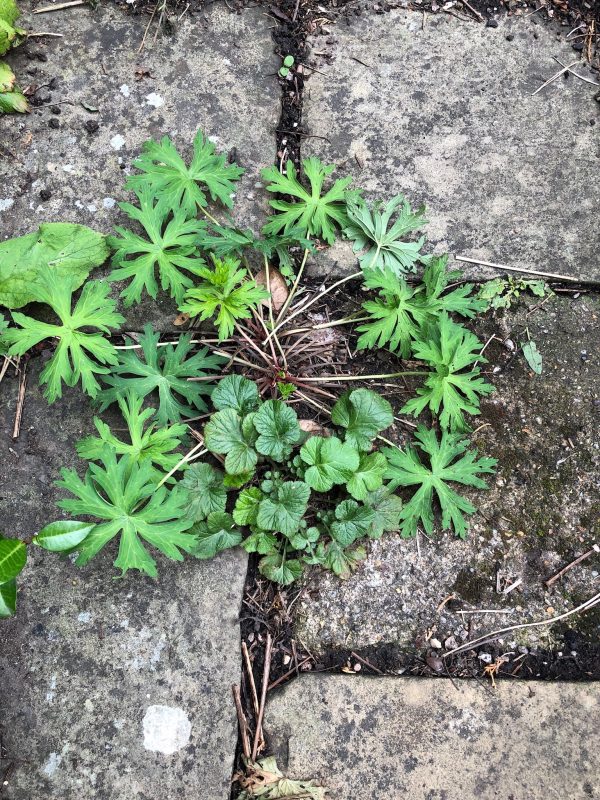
[298,420,330,437]
[256,267,288,313]
[173,312,190,326]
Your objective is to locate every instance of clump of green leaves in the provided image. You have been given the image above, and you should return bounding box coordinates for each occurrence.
[180,375,401,584]
[4,271,124,402]
[98,324,225,425]
[478,275,550,310]
[57,446,196,578]
[261,158,355,244]
[384,425,497,539]
[0,59,27,113]
[180,255,269,340]
[278,54,295,78]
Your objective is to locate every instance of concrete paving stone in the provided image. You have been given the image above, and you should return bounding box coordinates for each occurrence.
[302,11,600,281]
[264,674,600,800]
[0,358,247,799]
[295,294,600,655]
[0,1,279,329]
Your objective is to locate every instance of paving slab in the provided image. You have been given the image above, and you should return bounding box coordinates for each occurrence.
[303,11,600,281]
[295,293,600,657]
[264,675,600,800]
[0,359,247,799]
[0,0,279,329]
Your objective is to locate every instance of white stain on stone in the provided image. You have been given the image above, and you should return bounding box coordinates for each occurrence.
[120,84,131,98]
[145,92,164,109]
[77,611,92,624]
[43,752,62,777]
[110,134,125,151]
[142,705,191,754]
[0,198,14,212]
[62,165,76,174]
[46,675,57,703]
[102,197,116,210]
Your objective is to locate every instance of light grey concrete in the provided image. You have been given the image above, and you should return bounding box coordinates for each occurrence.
[0,1,279,328]
[303,11,600,281]
[265,675,600,800]
[0,358,247,799]
[296,294,600,656]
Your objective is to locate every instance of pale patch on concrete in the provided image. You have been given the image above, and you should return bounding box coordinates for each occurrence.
[42,752,62,778]
[110,134,126,151]
[145,92,164,108]
[142,705,191,755]
[0,198,14,212]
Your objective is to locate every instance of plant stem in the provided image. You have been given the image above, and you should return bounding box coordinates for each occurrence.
[114,337,228,350]
[156,441,206,487]
[283,315,371,337]
[263,255,288,371]
[299,371,428,382]
[197,205,222,227]
[274,245,310,327]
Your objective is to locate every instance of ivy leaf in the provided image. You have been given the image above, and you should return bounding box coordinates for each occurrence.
[180,255,269,341]
[126,131,244,217]
[258,552,303,585]
[253,399,301,461]
[363,488,403,538]
[343,195,426,275]
[356,269,429,358]
[261,157,353,245]
[0,222,110,309]
[0,578,16,618]
[181,463,227,521]
[321,541,367,579]
[32,520,94,552]
[5,272,123,403]
[346,452,387,501]
[57,447,196,577]
[212,373,260,415]
[421,255,487,319]
[330,500,376,546]
[98,325,224,426]
[108,190,206,306]
[242,531,279,555]
[0,535,26,583]
[233,487,263,526]
[300,436,359,492]
[384,425,497,539]
[191,512,242,559]
[401,314,495,431]
[331,388,393,451]
[521,340,542,374]
[257,481,310,536]
[204,408,258,475]
[77,392,186,476]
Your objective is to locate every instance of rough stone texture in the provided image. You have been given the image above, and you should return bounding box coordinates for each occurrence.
[296,294,600,655]
[303,12,600,281]
[265,675,600,800]
[0,359,247,799]
[0,1,279,328]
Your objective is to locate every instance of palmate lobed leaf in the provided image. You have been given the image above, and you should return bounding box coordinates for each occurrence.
[57,446,196,577]
[331,388,394,451]
[181,462,227,521]
[300,435,359,492]
[384,424,496,539]
[108,189,206,306]
[180,255,269,341]
[401,313,495,431]
[191,512,242,559]
[257,481,311,536]
[98,324,225,426]
[126,130,244,217]
[261,157,354,244]
[204,407,258,475]
[4,271,124,403]
[253,399,301,461]
[344,194,426,276]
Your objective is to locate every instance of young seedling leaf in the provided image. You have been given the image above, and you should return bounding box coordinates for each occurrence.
[421,255,487,319]
[98,325,224,426]
[32,520,94,552]
[191,512,242,559]
[364,488,403,538]
[0,536,26,583]
[384,425,496,538]
[181,463,227,521]
[233,487,263,526]
[521,340,542,374]
[212,374,260,415]
[300,436,359,492]
[242,530,279,555]
[257,481,311,536]
[344,194,426,276]
[5,272,124,402]
[330,500,376,546]
[321,541,367,579]
[331,388,393,451]
[204,408,258,475]
[57,447,196,577]
[401,314,494,431]
[126,131,244,217]
[345,451,387,501]
[108,189,206,306]
[262,157,353,244]
[258,552,303,585]
[253,399,301,461]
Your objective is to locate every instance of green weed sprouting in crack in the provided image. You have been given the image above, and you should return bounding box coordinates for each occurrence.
[0,127,502,614]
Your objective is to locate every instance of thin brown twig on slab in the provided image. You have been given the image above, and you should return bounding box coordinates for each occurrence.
[545,545,599,588]
[12,364,27,439]
[34,0,85,12]
[232,684,251,760]
[251,633,273,762]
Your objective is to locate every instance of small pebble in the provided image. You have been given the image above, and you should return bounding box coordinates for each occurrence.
[39,189,51,201]
[426,655,444,673]
[444,635,457,650]
[48,118,60,129]
[486,18,498,28]
[50,105,61,115]
[478,652,493,664]
[84,119,99,134]
[505,33,514,41]
[430,637,442,649]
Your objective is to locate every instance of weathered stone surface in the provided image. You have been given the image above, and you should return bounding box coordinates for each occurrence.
[265,675,600,800]
[296,294,600,655]
[303,12,600,281]
[0,359,247,799]
[0,1,279,328]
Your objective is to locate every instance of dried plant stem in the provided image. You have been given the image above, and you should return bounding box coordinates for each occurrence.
[232,685,251,760]
[251,633,273,762]
[455,255,586,284]
[156,441,206,487]
[274,245,311,326]
[283,315,370,337]
[299,371,427,382]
